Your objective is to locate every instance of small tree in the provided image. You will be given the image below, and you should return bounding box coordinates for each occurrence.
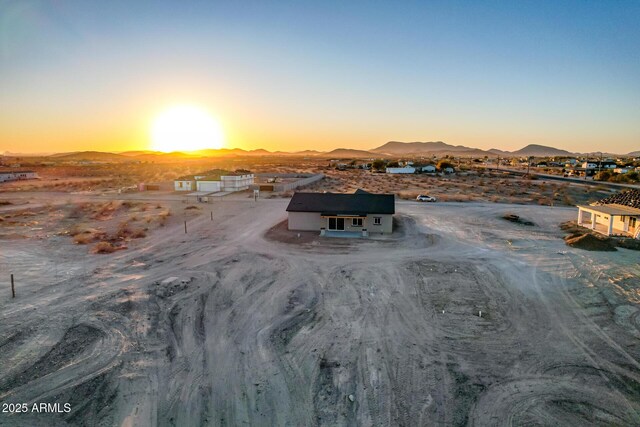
[372,159,386,171]
[594,170,612,181]
[436,160,454,171]
[387,161,400,168]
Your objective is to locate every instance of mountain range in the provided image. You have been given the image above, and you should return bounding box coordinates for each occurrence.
[3,142,638,160]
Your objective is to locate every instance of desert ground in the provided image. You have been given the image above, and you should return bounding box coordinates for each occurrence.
[1,194,640,426]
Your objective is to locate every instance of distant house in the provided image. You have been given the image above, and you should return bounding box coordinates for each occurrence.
[420,165,437,173]
[443,167,455,174]
[582,160,617,170]
[286,189,395,234]
[0,170,39,183]
[175,177,197,191]
[386,166,415,174]
[174,170,254,193]
[577,189,640,238]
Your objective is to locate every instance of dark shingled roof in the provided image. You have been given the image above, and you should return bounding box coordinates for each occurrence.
[286,190,395,215]
[595,189,640,209]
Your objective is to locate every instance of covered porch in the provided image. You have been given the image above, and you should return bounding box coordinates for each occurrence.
[320,214,368,236]
[577,205,640,238]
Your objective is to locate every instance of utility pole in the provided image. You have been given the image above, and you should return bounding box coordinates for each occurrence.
[598,152,603,175]
[527,156,532,177]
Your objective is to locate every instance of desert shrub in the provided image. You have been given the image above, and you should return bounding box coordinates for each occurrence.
[73,233,95,244]
[117,221,131,238]
[94,241,117,254]
[131,228,146,238]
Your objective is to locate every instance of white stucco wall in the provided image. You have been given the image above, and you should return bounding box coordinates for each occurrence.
[174,180,195,191]
[197,181,222,192]
[386,167,415,174]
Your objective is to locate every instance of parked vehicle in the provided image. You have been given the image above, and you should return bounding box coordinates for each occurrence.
[416,195,437,202]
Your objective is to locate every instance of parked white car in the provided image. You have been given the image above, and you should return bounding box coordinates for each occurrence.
[416,195,437,202]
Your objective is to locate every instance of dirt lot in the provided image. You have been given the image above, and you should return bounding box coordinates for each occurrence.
[1,197,640,426]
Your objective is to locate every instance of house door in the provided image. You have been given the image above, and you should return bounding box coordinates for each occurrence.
[328,217,345,231]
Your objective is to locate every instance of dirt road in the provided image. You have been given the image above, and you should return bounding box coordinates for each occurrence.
[1,199,639,426]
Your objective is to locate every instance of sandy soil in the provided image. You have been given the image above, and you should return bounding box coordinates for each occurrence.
[1,197,640,426]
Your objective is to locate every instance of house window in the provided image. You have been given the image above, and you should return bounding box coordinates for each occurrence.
[352,218,363,227]
[373,217,382,225]
[179,182,183,188]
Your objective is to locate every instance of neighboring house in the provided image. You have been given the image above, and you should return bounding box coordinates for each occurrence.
[174,177,197,191]
[174,170,254,193]
[419,165,436,173]
[0,171,39,183]
[577,189,640,238]
[196,177,222,192]
[286,189,395,234]
[583,160,617,170]
[220,173,254,191]
[386,166,415,174]
[443,167,455,174]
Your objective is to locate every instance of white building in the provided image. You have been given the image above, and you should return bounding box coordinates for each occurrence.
[577,189,640,238]
[221,174,254,191]
[419,165,437,173]
[0,170,39,183]
[386,166,415,174]
[174,170,254,193]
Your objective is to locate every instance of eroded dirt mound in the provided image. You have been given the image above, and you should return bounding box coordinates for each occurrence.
[502,214,535,226]
[617,238,640,251]
[564,233,617,251]
[561,221,639,251]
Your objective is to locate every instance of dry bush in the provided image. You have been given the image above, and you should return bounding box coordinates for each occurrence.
[73,233,95,244]
[117,221,132,238]
[0,200,12,206]
[184,205,200,210]
[93,241,117,254]
[131,228,147,238]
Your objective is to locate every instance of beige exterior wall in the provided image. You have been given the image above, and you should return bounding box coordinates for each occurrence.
[364,214,393,234]
[288,212,322,231]
[288,212,393,234]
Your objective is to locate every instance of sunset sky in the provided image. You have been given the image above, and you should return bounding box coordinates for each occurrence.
[1,0,639,154]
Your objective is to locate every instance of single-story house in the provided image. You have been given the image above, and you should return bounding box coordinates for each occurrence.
[419,165,437,173]
[0,171,39,183]
[614,167,630,174]
[443,167,455,174]
[577,189,640,238]
[386,166,415,174]
[174,170,254,192]
[286,189,395,234]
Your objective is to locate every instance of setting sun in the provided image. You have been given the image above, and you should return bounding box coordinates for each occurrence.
[150,105,224,152]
